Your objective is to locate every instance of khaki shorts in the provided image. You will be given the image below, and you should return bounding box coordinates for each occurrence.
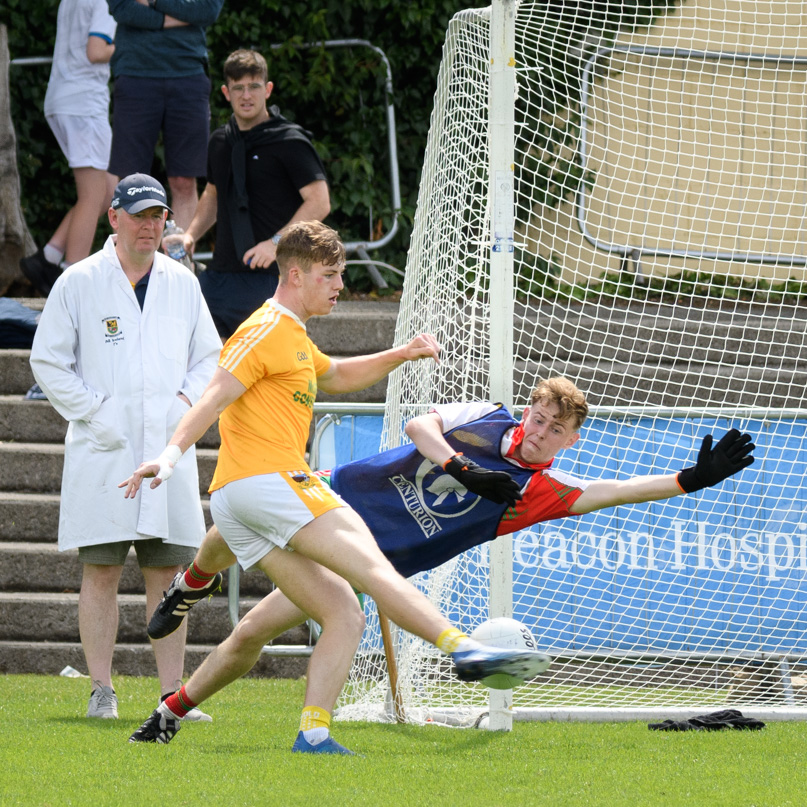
[210,471,346,572]
[78,539,196,567]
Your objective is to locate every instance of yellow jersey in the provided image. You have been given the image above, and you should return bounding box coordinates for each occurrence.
[209,300,331,492]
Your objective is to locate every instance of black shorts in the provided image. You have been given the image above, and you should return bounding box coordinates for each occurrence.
[109,73,211,178]
[199,269,279,339]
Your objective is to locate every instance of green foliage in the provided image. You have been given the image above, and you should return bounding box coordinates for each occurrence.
[8,0,688,294]
[7,0,72,251]
[2,675,807,807]
[8,0,489,291]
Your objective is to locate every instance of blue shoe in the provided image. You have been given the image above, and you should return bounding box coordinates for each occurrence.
[452,645,552,683]
[291,731,355,755]
[24,383,48,401]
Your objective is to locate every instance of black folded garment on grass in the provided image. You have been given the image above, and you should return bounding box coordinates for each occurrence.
[649,709,765,731]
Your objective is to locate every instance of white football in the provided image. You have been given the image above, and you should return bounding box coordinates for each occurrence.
[470,617,541,690]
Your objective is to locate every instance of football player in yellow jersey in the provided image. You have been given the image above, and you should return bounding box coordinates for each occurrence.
[121,221,551,754]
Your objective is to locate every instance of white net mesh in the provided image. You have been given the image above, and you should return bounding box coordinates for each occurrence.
[336,0,807,724]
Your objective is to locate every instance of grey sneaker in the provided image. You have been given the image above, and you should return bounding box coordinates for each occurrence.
[159,693,213,723]
[86,681,118,718]
[181,707,213,722]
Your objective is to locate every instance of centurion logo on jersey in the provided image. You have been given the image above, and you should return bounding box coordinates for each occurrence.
[512,518,807,581]
[390,458,482,538]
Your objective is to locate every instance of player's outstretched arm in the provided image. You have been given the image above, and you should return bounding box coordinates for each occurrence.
[317,334,440,395]
[571,428,756,515]
[119,367,246,498]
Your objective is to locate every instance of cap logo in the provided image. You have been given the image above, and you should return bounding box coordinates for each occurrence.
[127,185,166,197]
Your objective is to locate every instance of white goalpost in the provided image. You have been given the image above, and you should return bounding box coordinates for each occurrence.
[336,0,807,727]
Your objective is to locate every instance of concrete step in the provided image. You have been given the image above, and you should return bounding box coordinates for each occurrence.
[0,349,391,405]
[0,299,393,679]
[306,300,399,354]
[0,491,216,541]
[511,358,807,408]
[0,492,61,540]
[0,442,218,494]
[0,541,273,597]
[0,639,309,678]
[0,396,221,447]
[516,302,807,366]
[0,299,399,397]
[0,590,312,646]
[0,349,37,396]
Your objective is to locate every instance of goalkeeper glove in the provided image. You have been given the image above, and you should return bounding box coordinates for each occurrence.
[677,429,755,493]
[442,453,523,507]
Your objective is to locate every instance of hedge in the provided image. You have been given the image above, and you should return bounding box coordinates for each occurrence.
[8,0,488,292]
[8,1,681,292]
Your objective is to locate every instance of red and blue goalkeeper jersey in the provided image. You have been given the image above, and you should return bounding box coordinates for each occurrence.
[329,403,588,577]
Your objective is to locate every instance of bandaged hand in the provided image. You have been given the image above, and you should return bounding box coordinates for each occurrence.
[119,445,183,498]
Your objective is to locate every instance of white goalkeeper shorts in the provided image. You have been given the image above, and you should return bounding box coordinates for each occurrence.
[210,471,346,572]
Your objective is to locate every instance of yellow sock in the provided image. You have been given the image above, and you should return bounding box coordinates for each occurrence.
[299,705,331,733]
[436,627,469,655]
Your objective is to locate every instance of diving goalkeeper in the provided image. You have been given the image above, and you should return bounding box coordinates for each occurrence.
[130,375,755,747]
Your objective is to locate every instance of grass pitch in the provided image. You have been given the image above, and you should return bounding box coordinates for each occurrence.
[1,674,806,807]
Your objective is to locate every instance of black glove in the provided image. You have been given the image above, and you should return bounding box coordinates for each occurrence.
[677,428,755,493]
[649,709,765,731]
[442,453,523,508]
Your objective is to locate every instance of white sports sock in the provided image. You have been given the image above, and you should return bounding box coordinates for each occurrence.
[302,727,330,746]
[454,637,483,654]
[43,244,64,265]
[158,701,181,719]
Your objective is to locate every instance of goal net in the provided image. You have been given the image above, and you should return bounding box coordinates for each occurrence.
[336,0,807,725]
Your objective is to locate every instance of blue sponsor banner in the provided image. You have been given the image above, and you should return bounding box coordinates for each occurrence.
[327,413,807,657]
[515,417,807,656]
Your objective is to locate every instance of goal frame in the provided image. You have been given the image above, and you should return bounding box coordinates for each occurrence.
[334,0,807,729]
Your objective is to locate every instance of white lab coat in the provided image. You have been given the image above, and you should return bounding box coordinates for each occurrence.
[30,236,222,551]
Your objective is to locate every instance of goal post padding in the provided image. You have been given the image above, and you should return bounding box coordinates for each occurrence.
[335,0,807,725]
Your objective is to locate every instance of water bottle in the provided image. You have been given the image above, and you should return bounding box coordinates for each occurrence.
[162,220,193,271]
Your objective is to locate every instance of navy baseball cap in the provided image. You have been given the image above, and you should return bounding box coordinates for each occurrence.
[110,173,173,215]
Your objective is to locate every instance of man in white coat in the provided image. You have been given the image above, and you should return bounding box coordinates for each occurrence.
[30,173,222,720]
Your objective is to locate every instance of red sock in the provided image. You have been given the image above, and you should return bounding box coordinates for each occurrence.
[162,685,198,718]
[183,561,217,590]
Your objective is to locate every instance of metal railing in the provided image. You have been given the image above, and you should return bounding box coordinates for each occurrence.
[577,45,807,272]
[11,39,403,287]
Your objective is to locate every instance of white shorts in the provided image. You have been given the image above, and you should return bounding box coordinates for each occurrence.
[210,471,346,572]
[46,113,111,170]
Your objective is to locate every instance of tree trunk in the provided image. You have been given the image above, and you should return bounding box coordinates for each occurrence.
[0,24,36,296]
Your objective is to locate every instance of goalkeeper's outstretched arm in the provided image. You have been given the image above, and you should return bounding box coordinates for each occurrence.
[571,428,756,515]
